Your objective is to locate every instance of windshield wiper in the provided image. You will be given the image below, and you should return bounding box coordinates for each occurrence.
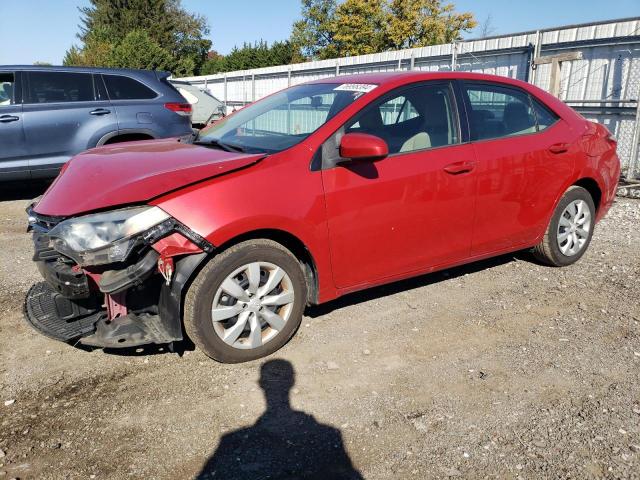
[193,138,243,153]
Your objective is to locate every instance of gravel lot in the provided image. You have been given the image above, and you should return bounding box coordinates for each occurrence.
[0,184,639,480]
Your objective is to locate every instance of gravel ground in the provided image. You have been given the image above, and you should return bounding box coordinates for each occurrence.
[0,187,639,480]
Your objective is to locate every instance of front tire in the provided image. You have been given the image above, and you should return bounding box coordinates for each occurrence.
[532,186,596,266]
[184,239,307,363]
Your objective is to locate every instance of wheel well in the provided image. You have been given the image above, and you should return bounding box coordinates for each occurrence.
[103,133,154,145]
[573,178,602,212]
[216,230,320,305]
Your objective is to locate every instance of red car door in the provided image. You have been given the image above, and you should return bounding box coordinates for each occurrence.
[461,82,576,256]
[321,82,477,289]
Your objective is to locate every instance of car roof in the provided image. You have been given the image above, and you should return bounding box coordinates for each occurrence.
[305,70,577,120]
[308,71,530,88]
[0,65,168,77]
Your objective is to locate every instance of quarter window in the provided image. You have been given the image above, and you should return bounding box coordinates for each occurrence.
[346,83,459,154]
[26,72,95,104]
[103,75,157,100]
[0,73,15,106]
[464,83,537,140]
[531,98,559,131]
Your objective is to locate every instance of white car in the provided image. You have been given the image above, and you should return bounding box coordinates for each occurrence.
[170,80,225,127]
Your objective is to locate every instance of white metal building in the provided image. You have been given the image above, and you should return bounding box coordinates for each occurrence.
[179,17,640,180]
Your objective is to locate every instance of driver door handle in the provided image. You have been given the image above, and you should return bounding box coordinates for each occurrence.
[0,114,19,123]
[89,108,111,116]
[443,161,475,175]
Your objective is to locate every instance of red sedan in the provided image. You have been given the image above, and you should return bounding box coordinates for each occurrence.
[26,72,620,363]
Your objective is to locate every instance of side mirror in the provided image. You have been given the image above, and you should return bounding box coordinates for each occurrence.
[339,133,388,161]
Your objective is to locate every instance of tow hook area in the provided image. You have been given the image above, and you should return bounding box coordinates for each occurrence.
[106,291,127,319]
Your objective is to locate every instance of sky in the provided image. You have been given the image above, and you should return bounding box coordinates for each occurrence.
[0,0,638,65]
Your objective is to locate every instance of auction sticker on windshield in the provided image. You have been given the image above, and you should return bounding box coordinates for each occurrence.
[334,83,378,93]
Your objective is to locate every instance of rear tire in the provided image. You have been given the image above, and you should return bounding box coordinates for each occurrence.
[532,186,595,266]
[184,239,307,363]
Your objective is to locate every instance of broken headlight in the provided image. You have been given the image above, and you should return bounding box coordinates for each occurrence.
[48,206,170,266]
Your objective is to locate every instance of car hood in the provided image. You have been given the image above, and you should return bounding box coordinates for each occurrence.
[34,138,265,217]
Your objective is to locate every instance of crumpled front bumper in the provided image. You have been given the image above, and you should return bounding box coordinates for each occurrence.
[24,210,211,349]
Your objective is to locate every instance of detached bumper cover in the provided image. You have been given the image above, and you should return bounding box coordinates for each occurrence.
[24,282,103,342]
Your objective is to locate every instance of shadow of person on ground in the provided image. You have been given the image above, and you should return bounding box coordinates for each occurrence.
[197,359,363,480]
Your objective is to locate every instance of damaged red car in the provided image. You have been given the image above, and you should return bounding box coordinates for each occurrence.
[25,72,620,363]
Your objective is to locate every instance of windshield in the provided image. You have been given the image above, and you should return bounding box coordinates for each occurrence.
[195,83,373,153]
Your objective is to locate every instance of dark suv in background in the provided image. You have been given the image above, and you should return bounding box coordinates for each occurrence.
[0,66,193,181]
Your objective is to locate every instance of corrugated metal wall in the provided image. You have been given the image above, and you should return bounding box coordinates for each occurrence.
[179,17,640,179]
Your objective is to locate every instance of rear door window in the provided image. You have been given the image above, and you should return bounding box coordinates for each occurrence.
[103,75,157,100]
[463,83,537,140]
[25,71,95,104]
[0,72,16,106]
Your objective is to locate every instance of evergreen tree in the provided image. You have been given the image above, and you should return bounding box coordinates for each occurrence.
[201,40,300,75]
[109,30,174,70]
[64,0,211,75]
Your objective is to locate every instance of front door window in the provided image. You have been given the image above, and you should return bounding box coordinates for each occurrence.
[344,83,459,154]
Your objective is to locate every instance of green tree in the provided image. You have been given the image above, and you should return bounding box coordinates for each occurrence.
[292,0,477,59]
[64,0,211,75]
[332,0,387,56]
[386,0,477,49]
[200,50,226,75]
[291,0,338,60]
[63,27,114,67]
[109,30,174,70]
[201,40,300,75]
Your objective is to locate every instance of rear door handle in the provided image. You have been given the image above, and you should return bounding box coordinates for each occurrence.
[89,108,111,116]
[548,143,569,154]
[0,114,19,123]
[443,161,475,175]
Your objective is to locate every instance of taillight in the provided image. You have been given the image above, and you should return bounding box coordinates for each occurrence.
[164,102,192,116]
[606,133,617,148]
